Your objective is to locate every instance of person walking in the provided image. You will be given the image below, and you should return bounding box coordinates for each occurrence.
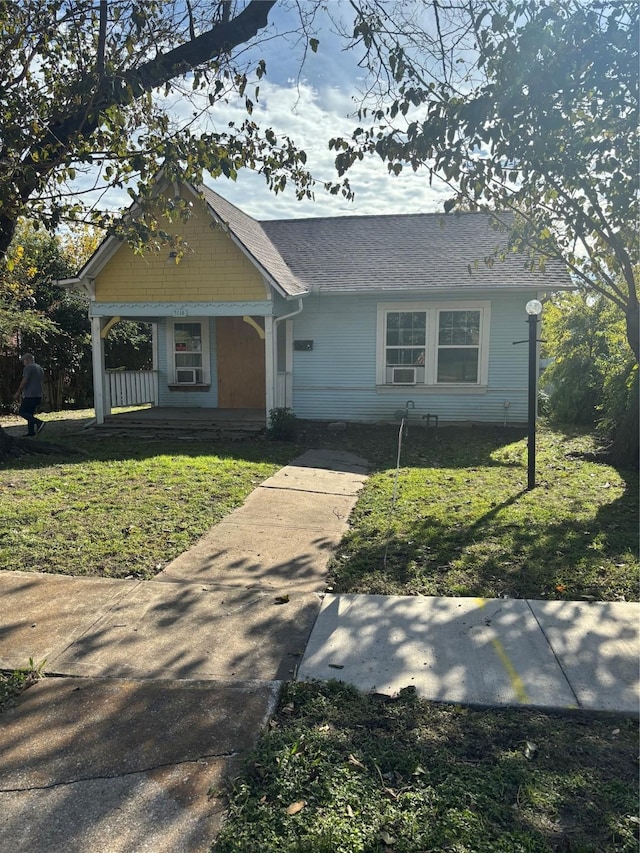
[14,353,46,437]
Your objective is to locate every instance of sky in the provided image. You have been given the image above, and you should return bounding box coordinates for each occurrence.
[200,1,455,220]
[66,1,458,224]
[193,1,453,220]
[96,1,456,223]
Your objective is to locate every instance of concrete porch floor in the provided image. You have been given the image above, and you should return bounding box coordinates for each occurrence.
[97,407,266,435]
[103,407,265,423]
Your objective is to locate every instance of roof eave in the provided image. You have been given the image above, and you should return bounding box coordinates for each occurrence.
[314,282,573,295]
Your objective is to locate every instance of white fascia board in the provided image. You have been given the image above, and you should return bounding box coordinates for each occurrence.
[57,276,95,298]
[315,283,572,296]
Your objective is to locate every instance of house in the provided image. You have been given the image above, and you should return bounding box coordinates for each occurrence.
[61,179,571,430]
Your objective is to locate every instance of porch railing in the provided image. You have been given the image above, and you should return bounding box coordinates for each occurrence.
[106,370,158,408]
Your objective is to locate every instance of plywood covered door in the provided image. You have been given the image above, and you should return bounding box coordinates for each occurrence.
[216,317,266,408]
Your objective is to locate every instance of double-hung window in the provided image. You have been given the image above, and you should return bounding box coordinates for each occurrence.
[436,310,481,382]
[385,311,427,384]
[169,319,210,385]
[377,302,489,387]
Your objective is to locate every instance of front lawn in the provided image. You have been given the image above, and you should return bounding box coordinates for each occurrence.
[0,415,297,578]
[326,425,638,601]
[0,418,636,597]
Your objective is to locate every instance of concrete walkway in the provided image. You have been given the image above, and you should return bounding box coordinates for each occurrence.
[0,449,367,853]
[0,447,638,853]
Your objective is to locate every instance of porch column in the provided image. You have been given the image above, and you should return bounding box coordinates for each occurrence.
[151,322,159,405]
[91,316,107,424]
[264,314,275,417]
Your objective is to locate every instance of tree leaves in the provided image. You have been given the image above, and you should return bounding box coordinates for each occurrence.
[0,0,351,259]
[343,0,639,359]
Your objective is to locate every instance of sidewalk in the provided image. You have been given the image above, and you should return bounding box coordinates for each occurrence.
[298,593,639,714]
[0,449,367,853]
[0,447,638,852]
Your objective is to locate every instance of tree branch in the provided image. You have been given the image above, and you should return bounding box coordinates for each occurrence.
[16,1,278,215]
[96,0,107,78]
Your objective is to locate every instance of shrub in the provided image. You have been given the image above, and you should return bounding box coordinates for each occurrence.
[267,407,298,441]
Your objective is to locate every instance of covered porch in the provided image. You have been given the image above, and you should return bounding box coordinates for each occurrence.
[95,405,267,438]
[90,304,297,426]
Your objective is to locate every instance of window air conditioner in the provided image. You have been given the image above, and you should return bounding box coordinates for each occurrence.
[391,366,416,385]
[176,368,198,384]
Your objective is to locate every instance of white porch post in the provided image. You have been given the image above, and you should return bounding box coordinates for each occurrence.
[264,314,275,417]
[151,322,159,405]
[91,316,107,424]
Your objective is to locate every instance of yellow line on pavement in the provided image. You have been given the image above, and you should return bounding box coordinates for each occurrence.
[490,638,530,704]
[475,598,530,704]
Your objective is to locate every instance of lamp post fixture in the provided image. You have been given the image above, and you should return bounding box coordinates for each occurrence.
[525,299,543,490]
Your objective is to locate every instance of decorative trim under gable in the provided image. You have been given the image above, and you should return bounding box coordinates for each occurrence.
[89,301,273,318]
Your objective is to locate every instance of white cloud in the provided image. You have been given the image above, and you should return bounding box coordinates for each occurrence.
[200,78,449,220]
[66,2,451,225]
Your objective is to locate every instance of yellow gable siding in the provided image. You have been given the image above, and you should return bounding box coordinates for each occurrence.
[94,196,268,303]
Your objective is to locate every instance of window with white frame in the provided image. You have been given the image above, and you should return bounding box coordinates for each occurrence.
[385,311,427,384]
[436,309,481,382]
[169,319,210,385]
[377,302,490,387]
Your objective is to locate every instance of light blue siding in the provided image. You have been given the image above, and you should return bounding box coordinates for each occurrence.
[289,291,537,425]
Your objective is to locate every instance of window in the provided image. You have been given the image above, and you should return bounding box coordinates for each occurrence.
[169,319,210,385]
[385,311,426,383]
[437,310,480,383]
[377,302,489,387]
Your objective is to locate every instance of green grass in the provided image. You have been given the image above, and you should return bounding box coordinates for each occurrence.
[211,681,639,853]
[0,419,297,578]
[0,659,45,713]
[0,417,636,597]
[325,425,638,601]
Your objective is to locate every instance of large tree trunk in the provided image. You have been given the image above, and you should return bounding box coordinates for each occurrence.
[0,213,17,259]
[625,300,639,363]
[0,424,84,459]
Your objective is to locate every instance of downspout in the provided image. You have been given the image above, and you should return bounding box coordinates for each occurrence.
[272,298,304,410]
[274,297,304,328]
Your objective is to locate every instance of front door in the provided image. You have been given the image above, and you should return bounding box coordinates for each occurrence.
[216,316,266,408]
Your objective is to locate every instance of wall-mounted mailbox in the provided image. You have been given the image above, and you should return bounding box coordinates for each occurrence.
[294,340,313,351]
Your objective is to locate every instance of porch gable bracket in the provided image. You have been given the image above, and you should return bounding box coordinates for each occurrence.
[100,316,121,338]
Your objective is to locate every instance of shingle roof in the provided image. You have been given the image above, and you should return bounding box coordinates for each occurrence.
[200,185,571,296]
[260,211,571,293]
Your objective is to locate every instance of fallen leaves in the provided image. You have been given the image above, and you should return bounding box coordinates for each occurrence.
[285,800,306,815]
[347,753,366,770]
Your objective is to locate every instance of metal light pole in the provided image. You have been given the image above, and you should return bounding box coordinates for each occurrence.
[525,299,543,490]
